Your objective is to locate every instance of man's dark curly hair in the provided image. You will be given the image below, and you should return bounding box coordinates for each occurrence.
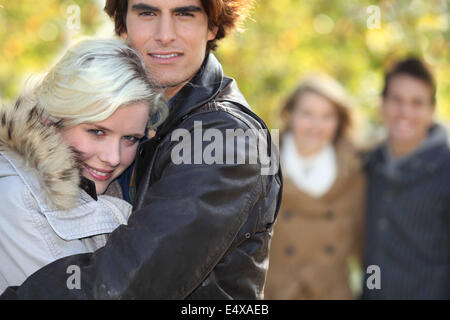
[382,57,436,106]
[104,0,254,51]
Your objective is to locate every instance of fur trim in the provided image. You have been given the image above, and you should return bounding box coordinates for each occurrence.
[0,95,80,210]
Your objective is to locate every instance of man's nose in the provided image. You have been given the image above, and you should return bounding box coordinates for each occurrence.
[397,104,411,116]
[99,141,121,168]
[154,14,177,45]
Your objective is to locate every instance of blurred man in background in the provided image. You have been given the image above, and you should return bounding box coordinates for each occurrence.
[363,58,450,299]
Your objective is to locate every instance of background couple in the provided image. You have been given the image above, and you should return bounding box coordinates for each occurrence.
[0,0,282,299]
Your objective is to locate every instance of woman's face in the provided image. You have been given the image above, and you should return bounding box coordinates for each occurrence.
[290,91,339,156]
[60,102,149,194]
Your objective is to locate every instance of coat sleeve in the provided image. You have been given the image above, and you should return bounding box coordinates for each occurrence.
[0,173,61,293]
[2,113,265,299]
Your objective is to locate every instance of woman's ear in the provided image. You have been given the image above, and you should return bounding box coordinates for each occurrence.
[40,114,53,126]
[40,113,61,127]
[280,109,291,127]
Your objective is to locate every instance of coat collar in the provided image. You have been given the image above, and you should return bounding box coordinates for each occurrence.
[0,145,131,238]
[43,193,131,240]
[154,52,225,138]
[153,52,255,137]
[0,96,80,210]
[366,124,450,183]
[315,139,363,203]
[281,138,363,203]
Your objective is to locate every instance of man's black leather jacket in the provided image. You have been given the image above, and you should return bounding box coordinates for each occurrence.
[1,53,282,299]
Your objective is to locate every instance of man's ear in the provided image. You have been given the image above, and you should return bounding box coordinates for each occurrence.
[379,101,387,122]
[207,26,219,41]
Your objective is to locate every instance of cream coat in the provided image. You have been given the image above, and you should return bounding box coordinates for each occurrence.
[0,97,132,293]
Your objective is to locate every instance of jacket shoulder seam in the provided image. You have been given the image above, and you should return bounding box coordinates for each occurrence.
[179,100,255,130]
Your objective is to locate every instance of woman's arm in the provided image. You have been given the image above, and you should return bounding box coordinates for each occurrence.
[0,174,57,291]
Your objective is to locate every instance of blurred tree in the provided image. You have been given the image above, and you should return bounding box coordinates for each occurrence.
[1,0,449,143]
[0,0,106,100]
[215,0,450,144]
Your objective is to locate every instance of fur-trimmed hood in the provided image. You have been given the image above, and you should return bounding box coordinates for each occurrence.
[0,95,80,210]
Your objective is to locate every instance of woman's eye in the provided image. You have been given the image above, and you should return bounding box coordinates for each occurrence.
[88,129,104,136]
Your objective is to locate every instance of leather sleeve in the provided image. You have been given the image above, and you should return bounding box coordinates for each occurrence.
[2,112,265,300]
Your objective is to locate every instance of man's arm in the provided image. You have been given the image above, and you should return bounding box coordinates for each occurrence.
[2,113,264,299]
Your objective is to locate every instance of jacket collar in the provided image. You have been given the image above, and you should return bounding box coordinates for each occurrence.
[155,52,225,138]
[367,124,450,183]
[0,149,130,239]
[382,123,448,167]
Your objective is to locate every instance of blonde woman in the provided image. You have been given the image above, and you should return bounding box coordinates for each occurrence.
[0,39,167,292]
[264,74,366,300]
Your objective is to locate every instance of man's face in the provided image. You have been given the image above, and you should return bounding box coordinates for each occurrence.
[381,74,435,149]
[123,0,218,98]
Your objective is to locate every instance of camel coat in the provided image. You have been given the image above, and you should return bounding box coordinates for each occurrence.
[264,139,366,300]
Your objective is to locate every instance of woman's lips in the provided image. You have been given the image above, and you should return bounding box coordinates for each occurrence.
[82,163,113,181]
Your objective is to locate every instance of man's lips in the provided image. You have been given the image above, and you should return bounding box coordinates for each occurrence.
[82,163,113,181]
[148,52,183,64]
[394,120,414,131]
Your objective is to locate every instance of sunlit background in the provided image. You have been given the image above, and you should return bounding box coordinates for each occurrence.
[1,0,449,145]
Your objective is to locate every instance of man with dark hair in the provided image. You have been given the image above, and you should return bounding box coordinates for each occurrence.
[363,57,450,299]
[1,0,282,299]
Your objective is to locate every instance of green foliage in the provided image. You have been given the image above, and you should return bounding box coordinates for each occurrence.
[0,0,104,100]
[216,0,450,133]
[1,0,449,136]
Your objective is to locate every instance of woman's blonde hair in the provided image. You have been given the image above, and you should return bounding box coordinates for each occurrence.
[33,38,168,129]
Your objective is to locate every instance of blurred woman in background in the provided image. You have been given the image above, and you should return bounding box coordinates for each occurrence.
[264,74,366,300]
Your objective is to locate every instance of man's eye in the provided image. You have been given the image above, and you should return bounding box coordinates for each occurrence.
[88,129,104,136]
[298,110,312,117]
[176,12,194,17]
[413,100,427,108]
[139,11,156,17]
[387,96,401,105]
[123,136,139,143]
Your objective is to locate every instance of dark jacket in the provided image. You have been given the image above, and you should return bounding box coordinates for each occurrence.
[1,53,282,300]
[362,124,450,299]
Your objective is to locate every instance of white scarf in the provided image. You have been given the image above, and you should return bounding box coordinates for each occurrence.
[281,132,337,197]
